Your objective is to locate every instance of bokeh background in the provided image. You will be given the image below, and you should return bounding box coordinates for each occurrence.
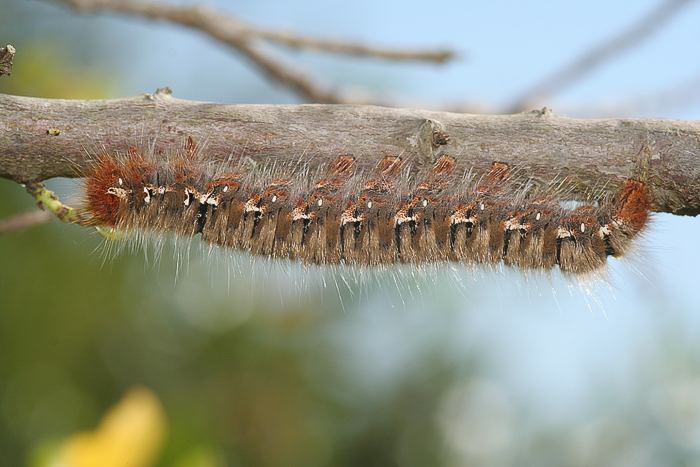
[2,1,700,466]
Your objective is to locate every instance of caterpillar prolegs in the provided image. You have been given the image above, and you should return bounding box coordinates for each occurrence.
[84,142,650,275]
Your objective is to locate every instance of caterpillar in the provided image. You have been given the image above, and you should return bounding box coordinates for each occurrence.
[84,139,650,275]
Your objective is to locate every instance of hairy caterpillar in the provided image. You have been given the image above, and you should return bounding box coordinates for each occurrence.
[83,139,650,275]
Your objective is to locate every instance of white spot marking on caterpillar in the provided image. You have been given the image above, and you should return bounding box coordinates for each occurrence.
[106,187,128,199]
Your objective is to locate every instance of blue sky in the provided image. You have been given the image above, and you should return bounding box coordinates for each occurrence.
[28,0,700,115]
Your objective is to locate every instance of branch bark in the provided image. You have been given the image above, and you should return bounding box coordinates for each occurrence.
[0,44,16,77]
[1,91,699,215]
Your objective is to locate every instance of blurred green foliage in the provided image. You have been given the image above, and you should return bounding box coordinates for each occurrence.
[0,173,475,466]
[0,43,112,99]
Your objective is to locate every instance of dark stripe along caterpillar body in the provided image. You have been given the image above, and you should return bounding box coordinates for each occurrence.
[85,143,650,274]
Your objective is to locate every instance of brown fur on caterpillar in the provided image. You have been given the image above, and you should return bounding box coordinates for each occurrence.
[84,140,650,275]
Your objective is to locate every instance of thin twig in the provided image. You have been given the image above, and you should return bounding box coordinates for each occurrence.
[509,0,695,112]
[251,29,456,63]
[6,183,119,238]
[25,182,91,225]
[55,0,346,102]
[0,210,52,234]
[59,0,456,63]
[54,0,456,103]
[0,44,16,77]
[224,40,347,104]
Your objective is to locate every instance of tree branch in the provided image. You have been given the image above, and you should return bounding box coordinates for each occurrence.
[509,0,694,112]
[53,0,344,103]
[53,0,456,104]
[57,0,456,63]
[0,210,52,235]
[1,91,699,215]
[24,181,91,225]
[0,44,16,77]
[247,29,456,64]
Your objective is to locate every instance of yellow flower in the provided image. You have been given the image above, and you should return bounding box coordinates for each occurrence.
[50,387,166,467]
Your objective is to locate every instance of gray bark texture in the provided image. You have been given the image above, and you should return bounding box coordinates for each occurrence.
[1,90,698,215]
[0,44,15,77]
